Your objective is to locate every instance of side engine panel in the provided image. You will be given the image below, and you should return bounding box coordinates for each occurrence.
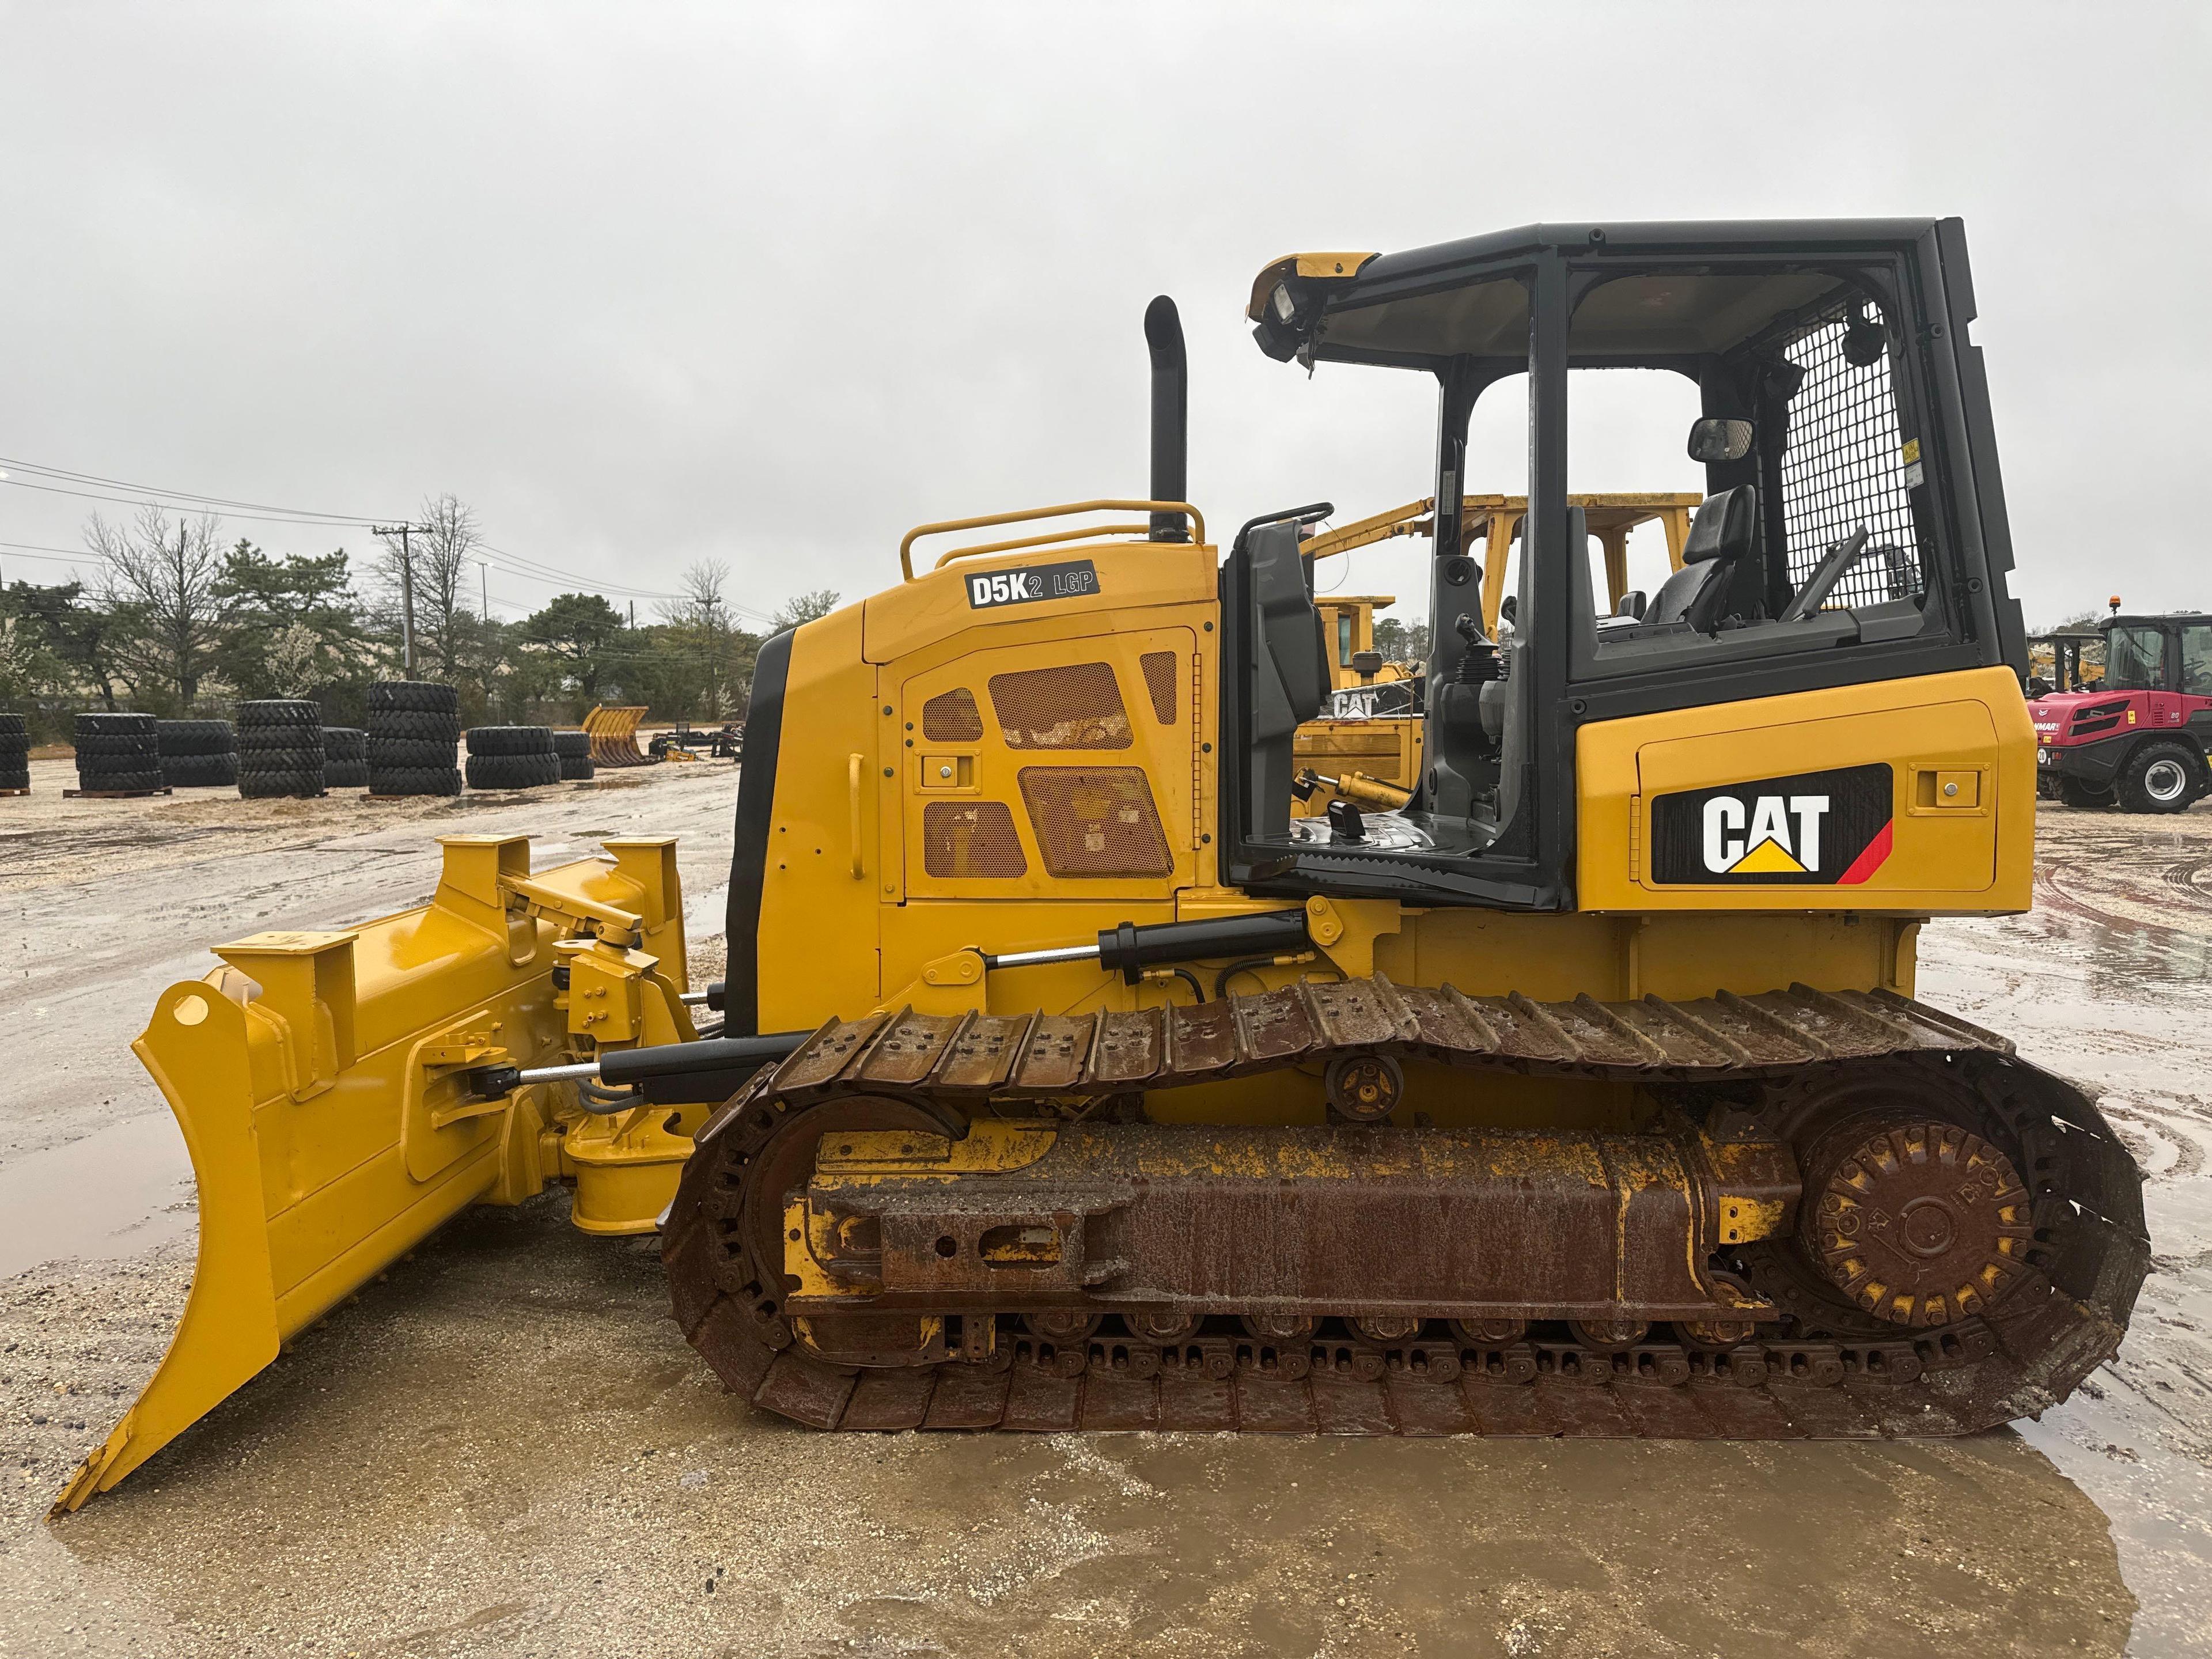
[1575,665,2032,914]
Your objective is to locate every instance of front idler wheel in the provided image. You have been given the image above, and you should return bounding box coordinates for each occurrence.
[741,1094,962,1306]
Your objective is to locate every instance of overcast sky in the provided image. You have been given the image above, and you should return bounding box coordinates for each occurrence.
[2,3,2205,632]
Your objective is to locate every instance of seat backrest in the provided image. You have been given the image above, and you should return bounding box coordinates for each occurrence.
[1680,484,1757,564]
[1244,521,1330,838]
[1646,484,1756,630]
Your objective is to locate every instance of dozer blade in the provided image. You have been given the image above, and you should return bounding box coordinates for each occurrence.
[54,834,692,1512]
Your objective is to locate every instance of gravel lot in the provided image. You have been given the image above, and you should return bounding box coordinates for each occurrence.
[3,770,2206,1656]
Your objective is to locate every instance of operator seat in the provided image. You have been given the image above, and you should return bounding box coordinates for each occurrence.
[1645,485,1757,632]
[1244,519,1331,840]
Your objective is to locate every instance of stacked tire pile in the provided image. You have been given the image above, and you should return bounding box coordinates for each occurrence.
[237,700,325,798]
[554,730,594,782]
[366,682,461,798]
[465,726,559,791]
[0,714,28,793]
[156,719,238,789]
[321,727,368,789]
[73,712,162,794]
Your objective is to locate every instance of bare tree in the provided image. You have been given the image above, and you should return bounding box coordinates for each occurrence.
[377,494,481,677]
[654,559,752,719]
[774,588,840,629]
[660,559,732,630]
[90,505,227,707]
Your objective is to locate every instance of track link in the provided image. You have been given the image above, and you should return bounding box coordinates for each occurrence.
[662,978,2149,1439]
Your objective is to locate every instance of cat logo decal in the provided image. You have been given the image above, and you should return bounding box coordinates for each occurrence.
[1650,763,1893,886]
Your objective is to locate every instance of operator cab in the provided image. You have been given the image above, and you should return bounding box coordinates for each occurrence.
[1219,220,2025,907]
[2091,613,2212,696]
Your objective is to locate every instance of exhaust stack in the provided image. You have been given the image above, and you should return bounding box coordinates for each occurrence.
[1145,295,1188,542]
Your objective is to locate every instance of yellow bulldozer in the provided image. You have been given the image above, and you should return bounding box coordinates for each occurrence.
[1291,494,1705,817]
[60,218,2149,1510]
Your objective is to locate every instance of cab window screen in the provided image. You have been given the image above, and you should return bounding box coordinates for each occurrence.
[2180,627,2212,696]
[1774,305,1928,611]
[2105,626,2163,691]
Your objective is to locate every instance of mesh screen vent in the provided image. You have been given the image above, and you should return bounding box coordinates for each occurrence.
[922,800,1028,878]
[1138,652,1179,724]
[1018,767,1172,877]
[1775,306,1929,611]
[988,663,1131,749]
[921,688,984,743]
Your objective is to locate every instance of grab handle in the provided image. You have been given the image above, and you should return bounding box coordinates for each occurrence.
[899,499,1203,579]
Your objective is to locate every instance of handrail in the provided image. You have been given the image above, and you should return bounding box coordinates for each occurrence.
[899,499,1204,580]
[935,523,1149,570]
[847,754,864,879]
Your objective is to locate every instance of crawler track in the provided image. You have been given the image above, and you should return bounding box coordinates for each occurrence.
[662,979,2149,1438]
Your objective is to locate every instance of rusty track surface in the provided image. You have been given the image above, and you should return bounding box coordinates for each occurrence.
[662,978,2150,1439]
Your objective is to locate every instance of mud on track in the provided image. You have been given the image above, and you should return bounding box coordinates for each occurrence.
[1,783,2206,1656]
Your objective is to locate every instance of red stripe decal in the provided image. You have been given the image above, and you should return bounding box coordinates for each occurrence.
[1836,820,1893,886]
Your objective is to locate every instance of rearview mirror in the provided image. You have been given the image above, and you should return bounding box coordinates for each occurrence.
[1687,418,1754,464]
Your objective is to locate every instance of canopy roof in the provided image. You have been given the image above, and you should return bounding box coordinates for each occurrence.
[2105,613,2212,630]
[1247,219,1942,371]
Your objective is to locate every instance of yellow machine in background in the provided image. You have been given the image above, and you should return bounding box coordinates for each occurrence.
[60,219,2147,1511]
[1313,593,1408,689]
[581,704,657,768]
[1295,586,1421,817]
[1291,494,1699,816]
[1300,491,1703,637]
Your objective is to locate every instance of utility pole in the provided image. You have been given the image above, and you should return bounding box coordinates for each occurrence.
[478,559,490,621]
[374,524,432,675]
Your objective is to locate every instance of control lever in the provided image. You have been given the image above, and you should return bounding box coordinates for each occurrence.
[1453,614,1505,683]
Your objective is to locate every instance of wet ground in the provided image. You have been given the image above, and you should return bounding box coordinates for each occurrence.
[0,776,2205,1656]
[1918,804,2212,1653]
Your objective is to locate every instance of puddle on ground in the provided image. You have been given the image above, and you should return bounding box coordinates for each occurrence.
[683,880,729,946]
[0,1110,193,1278]
[2019,1175,2212,1654]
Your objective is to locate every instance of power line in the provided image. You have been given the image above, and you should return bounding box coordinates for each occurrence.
[476,545,685,601]
[0,540,109,565]
[0,453,393,525]
[0,475,401,529]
